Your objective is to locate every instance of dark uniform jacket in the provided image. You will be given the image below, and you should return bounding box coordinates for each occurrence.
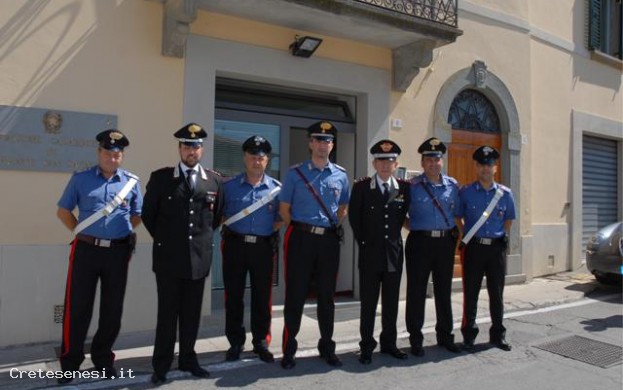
[348,175,410,273]
[142,164,224,280]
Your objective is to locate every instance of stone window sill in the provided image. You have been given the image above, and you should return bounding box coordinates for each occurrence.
[590,50,623,71]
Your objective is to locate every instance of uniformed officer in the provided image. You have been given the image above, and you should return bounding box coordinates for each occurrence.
[406,137,462,356]
[349,140,410,364]
[56,129,142,384]
[458,146,516,352]
[279,120,350,369]
[221,135,282,363]
[142,123,224,384]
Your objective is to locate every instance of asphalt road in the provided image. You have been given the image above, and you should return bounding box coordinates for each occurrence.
[109,285,622,390]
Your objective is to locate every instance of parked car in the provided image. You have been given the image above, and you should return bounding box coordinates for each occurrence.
[586,221,623,284]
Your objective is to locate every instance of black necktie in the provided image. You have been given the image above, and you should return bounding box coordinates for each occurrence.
[186,169,196,191]
[382,182,390,203]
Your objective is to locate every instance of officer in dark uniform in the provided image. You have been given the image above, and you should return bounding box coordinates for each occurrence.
[142,123,224,384]
[56,130,142,384]
[458,146,515,352]
[406,137,462,356]
[221,136,282,363]
[279,121,350,369]
[349,140,410,364]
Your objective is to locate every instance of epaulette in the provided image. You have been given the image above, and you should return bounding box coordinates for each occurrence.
[123,171,139,180]
[353,176,371,183]
[271,178,282,187]
[206,168,224,177]
[222,175,235,183]
[333,163,346,172]
[446,176,459,186]
[288,162,303,170]
[498,184,511,193]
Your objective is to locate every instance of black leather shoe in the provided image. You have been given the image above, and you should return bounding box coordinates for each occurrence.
[462,339,475,351]
[438,341,461,353]
[410,346,425,357]
[150,373,167,385]
[491,338,512,351]
[180,365,210,378]
[380,346,408,360]
[359,350,372,365]
[319,351,342,367]
[253,346,274,363]
[226,345,243,361]
[281,354,296,369]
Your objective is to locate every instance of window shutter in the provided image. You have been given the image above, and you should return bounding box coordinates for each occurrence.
[588,0,602,50]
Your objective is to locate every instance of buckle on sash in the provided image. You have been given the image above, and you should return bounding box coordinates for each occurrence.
[94,238,112,247]
[431,230,442,238]
[310,226,325,235]
[243,235,257,244]
[479,238,493,245]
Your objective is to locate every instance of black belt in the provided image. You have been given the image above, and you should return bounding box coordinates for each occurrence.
[291,221,336,236]
[76,233,130,247]
[471,237,505,246]
[410,229,453,238]
[222,227,271,244]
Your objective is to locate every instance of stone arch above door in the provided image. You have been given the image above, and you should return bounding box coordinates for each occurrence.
[433,61,524,276]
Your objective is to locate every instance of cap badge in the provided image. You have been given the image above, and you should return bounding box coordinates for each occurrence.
[380,142,393,152]
[188,124,201,138]
[483,146,493,155]
[320,122,332,133]
[254,136,263,145]
[109,131,123,144]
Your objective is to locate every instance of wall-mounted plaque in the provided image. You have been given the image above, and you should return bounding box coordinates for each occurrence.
[0,105,117,173]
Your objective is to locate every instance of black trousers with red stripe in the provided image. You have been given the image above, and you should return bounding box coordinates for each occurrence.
[222,236,274,348]
[60,240,130,371]
[282,226,340,357]
[461,241,507,343]
[405,233,457,347]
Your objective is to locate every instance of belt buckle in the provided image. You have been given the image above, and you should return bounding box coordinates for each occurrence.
[244,235,257,244]
[311,226,325,235]
[481,238,492,245]
[431,230,441,238]
[95,238,111,247]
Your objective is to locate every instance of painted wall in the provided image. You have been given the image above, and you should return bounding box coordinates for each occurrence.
[0,0,621,347]
[0,0,183,347]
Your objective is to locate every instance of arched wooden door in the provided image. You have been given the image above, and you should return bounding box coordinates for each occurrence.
[446,89,502,278]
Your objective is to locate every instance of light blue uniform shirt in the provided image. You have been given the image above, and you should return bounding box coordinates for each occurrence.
[280,160,350,228]
[408,173,461,230]
[222,173,281,236]
[459,181,516,238]
[58,166,143,239]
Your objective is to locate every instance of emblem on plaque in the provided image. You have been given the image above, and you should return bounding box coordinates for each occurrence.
[43,111,62,134]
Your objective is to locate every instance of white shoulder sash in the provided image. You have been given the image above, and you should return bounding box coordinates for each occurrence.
[73,176,138,235]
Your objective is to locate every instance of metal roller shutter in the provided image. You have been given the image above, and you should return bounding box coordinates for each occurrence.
[582,135,620,252]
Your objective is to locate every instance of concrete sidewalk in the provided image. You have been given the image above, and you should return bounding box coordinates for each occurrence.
[0,268,610,389]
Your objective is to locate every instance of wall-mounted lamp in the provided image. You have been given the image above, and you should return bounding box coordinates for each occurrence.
[289,35,323,58]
